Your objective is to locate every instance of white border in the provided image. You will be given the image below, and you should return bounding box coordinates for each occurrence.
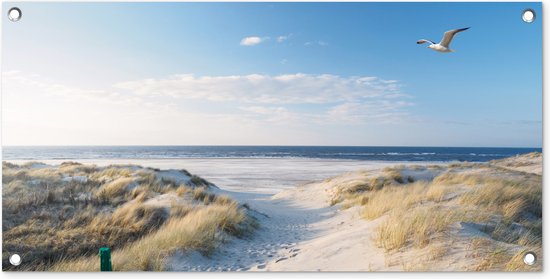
[0,1,546,278]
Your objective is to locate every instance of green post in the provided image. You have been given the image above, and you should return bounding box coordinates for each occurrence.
[99,247,112,271]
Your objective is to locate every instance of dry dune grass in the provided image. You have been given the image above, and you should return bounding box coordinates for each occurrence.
[94,177,136,203]
[490,152,542,175]
[333,152,542,271]
[458,174,542,222]
[466,237,542,271]
[432,171,486,186]
[88,202,169,243]
[58,161,98,175]
[2,162,255,271]
[504,247,542,271]
[331,167,414,207]
[51,203,254,271]
[2,164,61,184]
[360,181,429,220]
[175,185,190,196]
[425,183,451,202]
[376,206,460,251]
[89,166,133,182]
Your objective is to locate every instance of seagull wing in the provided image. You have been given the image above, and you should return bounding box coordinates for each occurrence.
[439,27,469,48]
[416,39,435,45]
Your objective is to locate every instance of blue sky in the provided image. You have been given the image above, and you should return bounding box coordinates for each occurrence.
[1,2,542,147]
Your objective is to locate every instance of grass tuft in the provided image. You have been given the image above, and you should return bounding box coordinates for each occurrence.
[375,206,458,251]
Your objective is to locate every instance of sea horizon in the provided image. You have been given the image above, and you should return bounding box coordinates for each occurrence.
[2,145,541,162]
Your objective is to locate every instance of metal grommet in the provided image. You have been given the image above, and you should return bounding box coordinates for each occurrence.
[522,9,535,23]
[8,7,22,22]
[523,251,536,266]
[9,254,21,266]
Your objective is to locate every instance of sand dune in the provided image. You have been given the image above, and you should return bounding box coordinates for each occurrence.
[167,152,542,271]
[1,162,255,271]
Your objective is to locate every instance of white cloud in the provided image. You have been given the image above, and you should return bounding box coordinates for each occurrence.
[327,101,413,124]
[1,71,182,145]
[239,106,298,124]
[240,106,288,115]
[1,71,142,106]
[237,100,412,126]
[277,34,292,43]
[114,73,407,105]
[240,36,266,46]
[3,71,414,145]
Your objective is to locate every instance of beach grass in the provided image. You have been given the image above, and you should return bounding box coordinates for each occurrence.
[50,202,255,271]
[331,152,542,271]
[2,162,256,271]
[375,206,459,251]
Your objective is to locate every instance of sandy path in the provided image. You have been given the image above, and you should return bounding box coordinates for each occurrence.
[168,177,390,271]
[168,188,329,271]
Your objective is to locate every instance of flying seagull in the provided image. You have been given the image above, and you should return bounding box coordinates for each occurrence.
[417,27,470,53]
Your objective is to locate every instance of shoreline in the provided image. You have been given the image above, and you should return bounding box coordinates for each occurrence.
[3,157,463,164]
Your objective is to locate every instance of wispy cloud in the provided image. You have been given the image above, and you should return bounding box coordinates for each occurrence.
[239,106,298,124]
[241,34,290,46]
[2,71,185,145]
[238,101,412,126]
[2,71,143,106]
[327,101,413,124]
[305,40,328,47]
[240,36,268,46]
[3,71,414,145]
[114,73,407,105]
[114,73,412,126]
[277,34,292,43]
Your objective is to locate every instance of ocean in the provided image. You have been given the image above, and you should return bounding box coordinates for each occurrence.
[2,146,540,162]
